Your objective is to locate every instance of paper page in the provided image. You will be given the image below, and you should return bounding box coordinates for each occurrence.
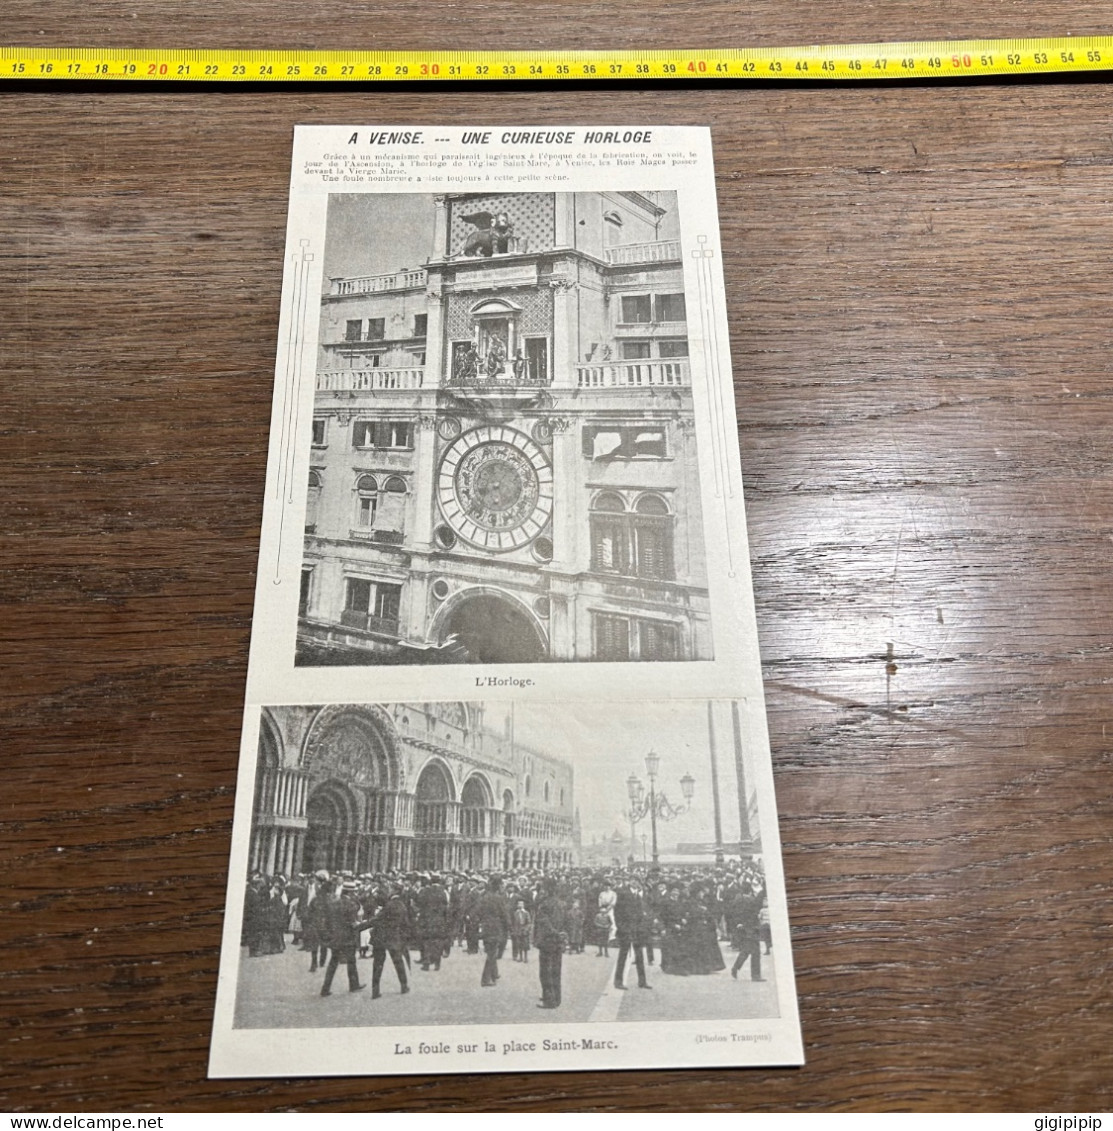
[208,125,804,1077]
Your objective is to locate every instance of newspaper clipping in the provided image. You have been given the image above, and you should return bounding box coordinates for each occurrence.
[208,125,804,1077]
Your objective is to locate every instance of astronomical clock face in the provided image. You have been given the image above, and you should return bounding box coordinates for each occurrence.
[438,425,553,551]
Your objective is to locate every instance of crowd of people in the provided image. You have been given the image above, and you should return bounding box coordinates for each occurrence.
[241,861,771,1010]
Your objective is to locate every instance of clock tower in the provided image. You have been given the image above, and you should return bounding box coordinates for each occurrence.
[299,190,712,666]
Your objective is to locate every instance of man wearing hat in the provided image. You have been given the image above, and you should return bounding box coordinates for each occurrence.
[533,878,568,1008]
[300,870,330,973]
[728,879,767,983]
[475,876,513,987]
[415,872,450,972]
[613,877,652,991]
[319,879,370,996]
[370,884,412,999]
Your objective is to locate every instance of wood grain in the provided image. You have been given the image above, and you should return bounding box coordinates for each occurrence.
[2,5,1113,1109]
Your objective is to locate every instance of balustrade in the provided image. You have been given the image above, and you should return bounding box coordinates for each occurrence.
[575,358,690,388]
[603,239,681,265]
[332,269,427,295]
[316,368,424,391]
[339,610,401,636]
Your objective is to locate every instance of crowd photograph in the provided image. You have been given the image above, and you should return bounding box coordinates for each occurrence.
[232,698,782,1029]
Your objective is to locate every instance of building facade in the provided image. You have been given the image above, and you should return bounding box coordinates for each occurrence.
[298,190,712,666]
[249,702,577,877]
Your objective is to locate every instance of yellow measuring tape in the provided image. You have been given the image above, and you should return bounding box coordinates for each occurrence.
[2,39,1111,82]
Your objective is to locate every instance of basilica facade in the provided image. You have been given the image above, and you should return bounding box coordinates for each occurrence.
[298,190,712,666]
[248,702,578,878]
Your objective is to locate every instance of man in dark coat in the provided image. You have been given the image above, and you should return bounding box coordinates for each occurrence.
[462,880,482,954]
[728,880,767,982]
[319,881,368,996]
[300,870,330,973]
[534,880,568,1008]
[415,873,450,971]
[613,877,653,990]
[475,876,512,987]
[242,874,268,957]
[370,885,411,998]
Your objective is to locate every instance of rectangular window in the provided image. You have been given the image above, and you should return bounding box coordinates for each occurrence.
[353,420,414,449]
[595,614,631,661]
[634,520,672,579]
[583,424,667,460]
[366,317,386,340]
[589,501,674,581]
[654,293,686,322]
[621,340,652,360]
[657,338,689,358]
[311,418,326,446]
[374,583,402,622]
[343,578,402,635]
[345,319,363,342]
[620,294,652,323]
[345,577,372,613]
[412,313,427,337]
[639,620,680,660]
[525,337,548,383]
[590,515,631,574]
[385,421,413,448]
[299,569,312,617]
[594,614,680,661]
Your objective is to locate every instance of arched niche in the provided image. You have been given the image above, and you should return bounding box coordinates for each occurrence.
[301,705,403,792]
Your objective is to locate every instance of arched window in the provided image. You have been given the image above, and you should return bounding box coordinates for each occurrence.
[525,774,531,797]
[306,470,322,533]
[356,474,378,527]
[357,474,407,537]
[635,493,670,516]
[590,492,673,579]
[544,781,551,803]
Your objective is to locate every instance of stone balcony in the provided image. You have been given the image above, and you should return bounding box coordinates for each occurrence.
[604,240,681,265]
[575,358,690,388]
[317,368,425,391]
[330,269,427,296]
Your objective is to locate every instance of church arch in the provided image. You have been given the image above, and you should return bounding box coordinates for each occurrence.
[300,704,403,791]
[254,711,283,819]
[413,758,457,871]
[430,586,548,664]
[302,779,360,874]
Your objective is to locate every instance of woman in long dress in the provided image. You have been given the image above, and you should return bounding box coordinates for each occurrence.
[687,886,726,974]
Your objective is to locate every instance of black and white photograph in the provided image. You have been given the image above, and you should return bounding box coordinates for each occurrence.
[232,699,786,1038]
[298,189,713,667]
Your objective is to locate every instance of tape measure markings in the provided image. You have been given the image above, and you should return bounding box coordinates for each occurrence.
[2,41,1111,82]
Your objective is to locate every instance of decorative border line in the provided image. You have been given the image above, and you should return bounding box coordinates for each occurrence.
[274,238,314,583]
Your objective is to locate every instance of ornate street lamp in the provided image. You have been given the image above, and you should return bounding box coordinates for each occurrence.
[623,751,694,866]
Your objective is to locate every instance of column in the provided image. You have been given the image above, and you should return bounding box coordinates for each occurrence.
[423,285,445,390]
[550,277,577,391]
[553,193,575,249]
[731,700,752,848]
[707,701,724,861]
[431,195,449,260]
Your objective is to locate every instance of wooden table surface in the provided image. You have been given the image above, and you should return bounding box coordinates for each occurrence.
[3,0,1112,1113]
